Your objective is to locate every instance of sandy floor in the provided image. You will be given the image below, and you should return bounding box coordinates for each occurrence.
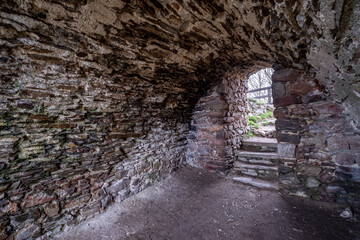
[58,166,360,240]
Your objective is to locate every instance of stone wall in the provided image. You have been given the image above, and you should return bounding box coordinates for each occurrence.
[186,71,248,174]
[0,61,194,239]
[0,0,359,238]
[273,69,360,204]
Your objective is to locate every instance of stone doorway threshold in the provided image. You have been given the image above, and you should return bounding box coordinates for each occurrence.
[57,166,359,240]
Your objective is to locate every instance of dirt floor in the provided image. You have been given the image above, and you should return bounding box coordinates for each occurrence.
[57,166,360,240]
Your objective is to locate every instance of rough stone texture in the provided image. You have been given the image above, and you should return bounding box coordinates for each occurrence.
[274,69,360,203]
[0,0,359,238]
[278,143,296,158]
[186,71,248,173]
[57,166,360,240]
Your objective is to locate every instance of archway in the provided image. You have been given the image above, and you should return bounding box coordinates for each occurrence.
[1,0,359,238]
[186,65,360,202]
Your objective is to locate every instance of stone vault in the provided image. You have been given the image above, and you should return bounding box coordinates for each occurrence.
[0,0,360,239]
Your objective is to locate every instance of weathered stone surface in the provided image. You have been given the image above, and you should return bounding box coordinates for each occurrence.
[275,120,302,132]
[288,81,316,95]
[273,108,288,119]
[335,153,356,166]
[273,96,297,108]
[278,143,296,158]
[272,69,302,83]
[0,0,359,238]
[22,191,56,209]
[186,73,248,173]
[273,69,360,204]
[313,102,344,116]
[14,224,40,240]
[327,134,349,151]
[276,134,300,144]
[272,82,286,98]
[44,201,60,217]
[306,177,321,188]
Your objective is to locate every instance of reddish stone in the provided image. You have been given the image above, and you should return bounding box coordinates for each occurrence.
[90,179,104,191]
[327,134,349,151]
[272,69,303,82]
[29,115,55,121]
[291,105,312,116]
[302,92,326,104]
[22,191,56,209]
[288,81,316,95]
[0,199,18,215]
[273,96,296,107]
[275,119,302,132]
[313,102,344,116]
[319,171,333,183]
[273,108,288,119]
[55,187,75,199]
[9,202,17,213]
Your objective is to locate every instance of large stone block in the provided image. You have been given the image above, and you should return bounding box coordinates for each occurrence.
[272,69,302,82]
[335,153,356,165]
[278,143,296,158]
[44,201,60,218]
[288,81,316,95]
[273,108,288,119]
[346,135,360,150]
[273,96,297,107]
[272,82,286,98]
[276,133,300,144]
[275,119,302,132]
[313,102,344,116]
[22,191,56,209]
[327,134,349,151]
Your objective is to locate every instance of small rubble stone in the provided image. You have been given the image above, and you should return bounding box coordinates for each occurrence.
[306,177,321,188]
[44,201,60,217]
[340,207,354,219]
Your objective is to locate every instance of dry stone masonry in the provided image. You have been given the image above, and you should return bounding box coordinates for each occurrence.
[273,68,360,203]
[0,0,359,239]
[186,70,248,173]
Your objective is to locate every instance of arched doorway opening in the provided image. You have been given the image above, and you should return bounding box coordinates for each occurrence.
[232,68,279,188]
[186,65,360,203]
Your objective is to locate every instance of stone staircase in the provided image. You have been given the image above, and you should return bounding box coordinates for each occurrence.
[232,137,279,190]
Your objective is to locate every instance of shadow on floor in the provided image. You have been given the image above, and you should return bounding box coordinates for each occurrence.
[58,166,360,240]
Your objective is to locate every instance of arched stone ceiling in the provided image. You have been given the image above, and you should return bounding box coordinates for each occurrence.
[1,0,359,121]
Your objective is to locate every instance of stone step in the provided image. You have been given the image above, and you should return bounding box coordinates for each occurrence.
[237,151,278,159]
[232,176,279,190]
[242,137,278,153]
[235,151,279,166]
[232,162,278,180]
[233,162,278,171]
[243,136,278,145]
